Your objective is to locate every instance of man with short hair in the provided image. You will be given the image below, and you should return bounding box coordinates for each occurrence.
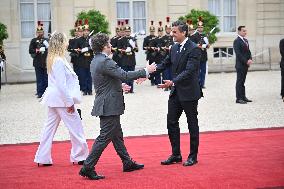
[154,20,202,167]
[79,33,156,180]
[233,25,253,104]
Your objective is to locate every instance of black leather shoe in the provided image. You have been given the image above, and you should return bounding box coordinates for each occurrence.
[123,161,144,172]
[183,158,198,166]
[161,155,182,165]
[73,160,84,165]
[236,99,247,104]
[37,163,52,167]
[88,92,93,95]
[79,167,105,180]
[83,92,87,96]
[243,97,252,102]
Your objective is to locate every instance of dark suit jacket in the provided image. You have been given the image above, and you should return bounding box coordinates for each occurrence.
[280,38,284,68]
[233,36,252,69]
[90,53,146,117]
[156,39,202,101]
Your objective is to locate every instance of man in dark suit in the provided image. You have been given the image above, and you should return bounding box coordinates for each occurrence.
[155,20,202,167]
[280,38,284,101]
[233,26,253,104]
[79,33,156,180]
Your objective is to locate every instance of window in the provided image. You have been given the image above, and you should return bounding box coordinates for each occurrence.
[213,47,234,58]
[116,0,146,34]
[20,0,51,38]
[208,0,236,32]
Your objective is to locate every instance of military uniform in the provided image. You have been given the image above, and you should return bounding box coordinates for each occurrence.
[143,21,157,86]
[74,19,93,95]
[196,17,209,88]
[29,21,48,98]
[187,19,199,44]
[117,20,138,93]
[0,45,6,90]
[110,21,121,66]
[67,20,82,78]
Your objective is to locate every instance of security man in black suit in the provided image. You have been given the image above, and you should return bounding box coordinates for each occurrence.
[29,21,48,98]
[155,20,202,167]
[233,25,253,104]
[143,21,157,86]
[279,38,284,101]
[75,19,93,95]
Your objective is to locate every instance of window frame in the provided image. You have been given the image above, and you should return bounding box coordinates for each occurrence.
[208,0,237,34]
[116,0,147,35]
[19,0,51,40]
[213,47,234,59]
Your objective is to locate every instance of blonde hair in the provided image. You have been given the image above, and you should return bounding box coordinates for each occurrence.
[47,32,68,73]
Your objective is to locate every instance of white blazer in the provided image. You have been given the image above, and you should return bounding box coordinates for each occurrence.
[41,57,82,107]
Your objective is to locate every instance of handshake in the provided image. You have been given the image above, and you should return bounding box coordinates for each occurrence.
[136,62,157,84]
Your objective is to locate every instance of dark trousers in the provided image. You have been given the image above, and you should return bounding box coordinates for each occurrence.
[236,67,248,100]
[84,115,132,169]
[199,61,207,87]
[167,93,199,160]
[0,69,2,90]
[281,67,284,97]
[34,66,48,97]
[121,65,135,93]
[78,67,92,93]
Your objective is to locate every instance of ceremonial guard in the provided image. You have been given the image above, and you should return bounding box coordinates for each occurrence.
[29,21,49,98]
[0,44,6,90]
[67,20,82,77]
[153,21,166,85]
[187,19,198,44]
[161,17,174,89]
[110,21,121,66]
[195,17,209,89]
[75,19,93,95]
[116,21,126,67]
[117,20,138,93]
[143,21,157,86]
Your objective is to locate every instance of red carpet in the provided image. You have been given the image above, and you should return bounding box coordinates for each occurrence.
[0,128,284,189]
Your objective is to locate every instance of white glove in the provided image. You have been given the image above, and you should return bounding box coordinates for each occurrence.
[0,60,3,69]
[39,47,45,52]
[43,40,49,48]
[203,37,209,45]
[129,39,136,48]
[81,47,89,53]
[125,47,131,53]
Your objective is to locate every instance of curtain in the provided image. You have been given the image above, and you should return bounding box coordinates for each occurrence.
[20,2,35,38]
[37,2,51,36]
[223,0,236,32]
[117,2,130,19]
[133,1,146,33]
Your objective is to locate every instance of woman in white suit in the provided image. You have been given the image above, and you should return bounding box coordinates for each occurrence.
[34,32,89,166]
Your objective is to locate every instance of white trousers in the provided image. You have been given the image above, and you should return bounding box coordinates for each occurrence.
[34,106,89,164]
